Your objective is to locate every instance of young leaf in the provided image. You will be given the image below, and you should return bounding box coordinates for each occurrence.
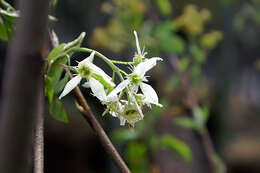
[54,71,70,94]
[49,98,68,123]
[160,134,192,162]
[47,43,66,61]
[45,75,54,104]
[64,32,86,50]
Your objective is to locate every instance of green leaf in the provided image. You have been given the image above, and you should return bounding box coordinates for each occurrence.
[47,43,66,61]
[49,98,68,123]
[125,141,148,172]
[54,71,70,94]
[45,75,54,104]
[0,17,8,41]
[111,128,139,142]
[175,117,196,129]
[160,134,192,162]
[64,32,86,50]
[154,0,172,16]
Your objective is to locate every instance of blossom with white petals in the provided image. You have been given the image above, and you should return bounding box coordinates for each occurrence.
[59,51,115,100]
[110,57,163,109]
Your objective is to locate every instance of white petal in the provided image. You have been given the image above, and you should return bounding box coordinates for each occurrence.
[133,57,163,77]
[134,30,141,55]
[88,62,115,87]
[107,79,130,98]
[131,85,139,93]
[78,51,95,67]
[119,116,126,126]
[59,75,82,99]
[140,82,162,107]
[89,78,107,102]
[82,81,90,88]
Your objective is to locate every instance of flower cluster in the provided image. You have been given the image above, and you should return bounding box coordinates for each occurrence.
[59,31,163,126]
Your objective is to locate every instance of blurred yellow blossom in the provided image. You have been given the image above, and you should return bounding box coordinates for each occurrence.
[176,5,211,36]
[90,19,127,53]
[200,30,223,49]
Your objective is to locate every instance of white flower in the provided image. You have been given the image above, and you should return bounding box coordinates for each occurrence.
[110,57,163,109]
[59,51,115,100]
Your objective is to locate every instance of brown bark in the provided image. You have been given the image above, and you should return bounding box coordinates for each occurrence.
[0,0,50,172]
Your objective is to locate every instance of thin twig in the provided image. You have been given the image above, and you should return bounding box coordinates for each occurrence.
[71,72,131,173]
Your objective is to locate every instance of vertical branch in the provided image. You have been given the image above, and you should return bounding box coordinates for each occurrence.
[0,0,50,172]
[34,79,44,173]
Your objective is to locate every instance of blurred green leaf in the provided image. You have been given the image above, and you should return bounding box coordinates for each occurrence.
[201,106,210,123]
[213,154,226,173]
[49,98,68,123]
[153,0,172,17]
[153,21,178,35]
[51,0,58,6]
[175,117,196,129]
[193,106,204,131]
[125,141,148,172]
[160,35,185,54]
[160,134,192,162]
[111,128,139,142]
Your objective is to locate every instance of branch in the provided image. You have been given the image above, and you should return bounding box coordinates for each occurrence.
[71,73,131,173]
[48,30,131,173]
[0,0,50,172]
[33,80,44,173]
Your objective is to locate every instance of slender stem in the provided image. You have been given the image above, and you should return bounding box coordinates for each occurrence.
[69,72,131,173]
[111,60,134,65]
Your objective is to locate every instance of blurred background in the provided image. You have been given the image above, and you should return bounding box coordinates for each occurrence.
[1,0,260,172]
